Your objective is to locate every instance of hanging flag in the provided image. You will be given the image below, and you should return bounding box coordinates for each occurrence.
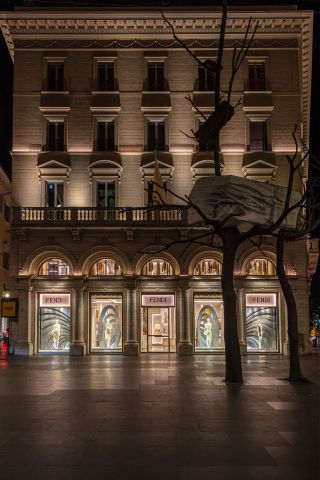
[152,155,167,205]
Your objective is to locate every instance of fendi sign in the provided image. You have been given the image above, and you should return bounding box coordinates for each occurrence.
[141,294,175,307]
[246,293,277,307]
[40,293,70,308]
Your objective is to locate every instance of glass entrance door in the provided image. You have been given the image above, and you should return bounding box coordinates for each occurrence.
[141,306,176,352]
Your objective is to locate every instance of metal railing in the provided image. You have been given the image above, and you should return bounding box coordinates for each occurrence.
[13,206,188,227]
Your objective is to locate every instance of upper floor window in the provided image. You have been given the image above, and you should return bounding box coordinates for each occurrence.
[97,62,115,91]
[248,120,268,151]
[193,258,222,275]
[2,253,9,271]
[248,63,266,91]
[147,120,166,151]
[45,182,64,208]
[97,181,116,208]
[198,64,215,91]
[146,179,168,207]
[96,120,115,152]
[147,62,165,91]
[142,258,174,276]
[89,258,122,275]
[47,62,64,91]
[246,258,276,276]
[46,120,65,151]
[39,258,70,276]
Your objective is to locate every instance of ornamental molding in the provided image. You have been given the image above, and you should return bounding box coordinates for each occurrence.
[12,38,299,50]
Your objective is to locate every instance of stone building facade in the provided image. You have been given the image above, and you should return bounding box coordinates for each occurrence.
[0,5,313,356]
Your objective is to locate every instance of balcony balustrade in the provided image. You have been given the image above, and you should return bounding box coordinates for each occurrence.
[13,206,188,227]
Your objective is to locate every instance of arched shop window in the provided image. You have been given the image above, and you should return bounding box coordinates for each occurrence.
[246,258,276,276]
[142,258,174,276]
[89,258,122,276]
[193,258,222,275]
[39,258,70,276]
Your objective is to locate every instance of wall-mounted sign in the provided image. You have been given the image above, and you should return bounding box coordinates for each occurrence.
[1,298,19,318]
[141,294,175,307]
[39,293,70,308]
[246,293,277,307]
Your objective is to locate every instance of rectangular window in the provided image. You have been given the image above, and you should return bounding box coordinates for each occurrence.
[91,295,123,352]
[46,121,65,151]
[147,179,167,207]
[45,182,64,208]
[147,121,166,151]
[97,62,115,91]
[97,181,116,208]
[198,64,215,91]
[47,62,64,91]
[248,63,266,91]
[2,253,9,271]
[97,121,115,151]
[147,63,165,91]
[249,121,268,151]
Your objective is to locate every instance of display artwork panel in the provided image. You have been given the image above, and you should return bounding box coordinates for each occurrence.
[194,295,224,351]
[245,293,278,351]
[91,295,122,352]
[39,305,71,352]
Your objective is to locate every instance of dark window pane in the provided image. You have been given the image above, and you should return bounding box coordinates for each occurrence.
[97,122,106,151]
[56,183,64,207]
[47,122,64,151]
[249,121,268,151]
[97,63,115,91]
[148,63,165,91]
[157,122,165,150]
[156,64,165,91]
[148,122,156,150]
[46,182,55,207]
[248,64,265,91]
[46,182,64,207]
[47,62,64,91]
[57,122,64,150]
[198,64,215,91]
[148,64,156,91]
[106,181,115,208]
[107,122,115,151]
[97,183,106,208]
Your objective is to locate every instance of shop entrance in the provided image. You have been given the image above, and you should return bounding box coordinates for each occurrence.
[141,294,176,353]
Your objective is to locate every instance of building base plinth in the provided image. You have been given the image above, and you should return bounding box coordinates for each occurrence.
[70,342,86,356]
[14,342,34,356]
[177,342,193,356]
[124,342,139,356]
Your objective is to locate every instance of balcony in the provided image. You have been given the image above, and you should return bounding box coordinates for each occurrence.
[13,206,188,227]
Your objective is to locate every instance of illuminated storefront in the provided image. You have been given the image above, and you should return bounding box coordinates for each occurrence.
[90,294,123,352]
[245,293,279,352]
[140,293,176,352]
[38,293,71,353]
[194,294,224,352]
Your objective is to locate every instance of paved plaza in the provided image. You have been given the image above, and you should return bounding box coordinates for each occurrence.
[0,347,319,480]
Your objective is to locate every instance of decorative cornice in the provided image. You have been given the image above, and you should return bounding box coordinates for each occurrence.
[13,38,299,50]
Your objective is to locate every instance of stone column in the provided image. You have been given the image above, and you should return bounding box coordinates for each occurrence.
[124,278,139,355]
[177,279,193,356]
[70,287,86,356]
[237,287,247,356]
[14,280,34,356]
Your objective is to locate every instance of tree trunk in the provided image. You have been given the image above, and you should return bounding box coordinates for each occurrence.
[277,231,309,382]
[221,228,243,383]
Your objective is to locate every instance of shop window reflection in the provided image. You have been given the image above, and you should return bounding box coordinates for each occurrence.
[89,258,122,276]
[193,258,222,276]
[39,258,70,276]
[246,258,276,276]
[141,259,174,276]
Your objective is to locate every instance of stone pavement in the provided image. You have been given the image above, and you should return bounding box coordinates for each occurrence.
[0,347,319,480]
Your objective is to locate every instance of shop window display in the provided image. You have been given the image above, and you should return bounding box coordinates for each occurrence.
[246,258,276,275]
[89,258,122,276]
[141,258,174,276]
[193,258,222,275]
[39,258,70,276]
[91,295,122,352]
[140,294,176,352]
[39,293,70,352]
[194,295,224,351]
[245,293,278,352]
